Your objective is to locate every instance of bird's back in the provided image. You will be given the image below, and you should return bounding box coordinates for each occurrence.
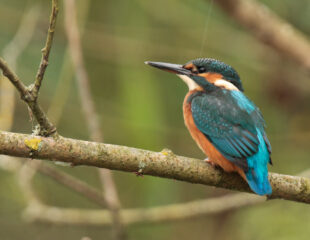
[183,88,272,195]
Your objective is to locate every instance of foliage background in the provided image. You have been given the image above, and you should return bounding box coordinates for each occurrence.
[0,0,310,239]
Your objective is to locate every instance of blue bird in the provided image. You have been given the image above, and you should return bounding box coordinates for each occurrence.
[146,58,272,195]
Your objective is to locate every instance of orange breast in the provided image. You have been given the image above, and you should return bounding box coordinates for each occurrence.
[183,90,246,179]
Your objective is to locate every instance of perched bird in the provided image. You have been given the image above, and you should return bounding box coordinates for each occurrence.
[145,58,272,195]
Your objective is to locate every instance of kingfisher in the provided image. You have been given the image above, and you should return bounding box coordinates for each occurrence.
[145,58,272,195]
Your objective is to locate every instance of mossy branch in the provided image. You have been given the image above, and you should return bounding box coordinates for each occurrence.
[1,130,310,204]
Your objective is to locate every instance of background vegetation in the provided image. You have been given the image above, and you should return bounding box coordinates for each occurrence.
[0,0,310,239]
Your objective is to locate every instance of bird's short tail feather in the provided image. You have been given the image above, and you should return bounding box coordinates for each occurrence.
[246,169,272,195]
[245,129,272,196]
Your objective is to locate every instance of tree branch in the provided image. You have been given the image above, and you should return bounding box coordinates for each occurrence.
[0,156,109,207]
[36,162,107,207]
[0,58,56,135]
[1,130,310,204]
[24,193,263,225]
[0,1,58,136]
[33,0,59,96]
[0,58,32,101]
[214,0,310,72]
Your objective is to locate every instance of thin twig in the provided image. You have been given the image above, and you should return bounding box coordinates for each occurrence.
[0,58,56,134]
[36,163,107,207]
[1,130,310,204]
[0,156,109,207]
[0,57,32,101]
[33,0,59,97]
[1,2,110,214]
[64,0,102,142]
[0,1,58,136]
[64,0,126,239]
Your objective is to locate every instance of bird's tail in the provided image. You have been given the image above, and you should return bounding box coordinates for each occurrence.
[245,168,272,195]
[245,130,272,195]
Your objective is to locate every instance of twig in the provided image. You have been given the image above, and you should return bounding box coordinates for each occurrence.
[64,0,126,239]
[48,0,90,124]
[1,2,110,214]
[24,193,263,225]
[33,0,59,97]
[0,58,55,135]
[214,0,310,72]
[0,1,58,136]
[0,58,31,101]
[36,163,107,207]
[1,130,310,204]
[64,0,102,142]
[0,156,109,207]
[99,169,124,238]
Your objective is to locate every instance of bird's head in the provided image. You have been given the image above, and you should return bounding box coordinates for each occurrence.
[145,58,243,92]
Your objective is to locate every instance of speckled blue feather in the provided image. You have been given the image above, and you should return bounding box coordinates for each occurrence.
[190,89,272,195]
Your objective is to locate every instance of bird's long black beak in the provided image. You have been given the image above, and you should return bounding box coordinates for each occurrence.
[145,61,191,75]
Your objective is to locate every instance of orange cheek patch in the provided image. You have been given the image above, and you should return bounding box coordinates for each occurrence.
[198,73,223,83]
[184,63,195,70]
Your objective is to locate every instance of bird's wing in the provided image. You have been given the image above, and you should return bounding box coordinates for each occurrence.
[191,90,267,171]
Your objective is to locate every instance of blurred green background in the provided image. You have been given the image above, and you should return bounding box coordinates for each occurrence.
[1,0,310,239]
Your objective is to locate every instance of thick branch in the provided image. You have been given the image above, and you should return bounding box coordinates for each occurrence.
[33,0,59,96]
[214,0,310,72]
[1,130,310,204]
[27,102,56,135]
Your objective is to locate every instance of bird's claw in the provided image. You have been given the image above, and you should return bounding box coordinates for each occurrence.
[204,158,215,166]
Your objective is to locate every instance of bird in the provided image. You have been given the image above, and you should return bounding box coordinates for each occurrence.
[145,58,272,195]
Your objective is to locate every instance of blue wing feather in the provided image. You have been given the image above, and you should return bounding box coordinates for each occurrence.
[190,89,272,195]
[191,90,260,168]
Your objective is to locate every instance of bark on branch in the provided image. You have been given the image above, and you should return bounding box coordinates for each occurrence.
[1,130,310,204]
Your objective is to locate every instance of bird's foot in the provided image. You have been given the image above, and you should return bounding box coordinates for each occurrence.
[204,158,215,166]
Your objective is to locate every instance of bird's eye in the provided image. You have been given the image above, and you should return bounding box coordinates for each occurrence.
[198,67,206,73]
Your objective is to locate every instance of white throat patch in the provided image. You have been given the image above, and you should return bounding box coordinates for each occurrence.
[177,75,239,91]
[214,79,239,91]
[177,74,199,90]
